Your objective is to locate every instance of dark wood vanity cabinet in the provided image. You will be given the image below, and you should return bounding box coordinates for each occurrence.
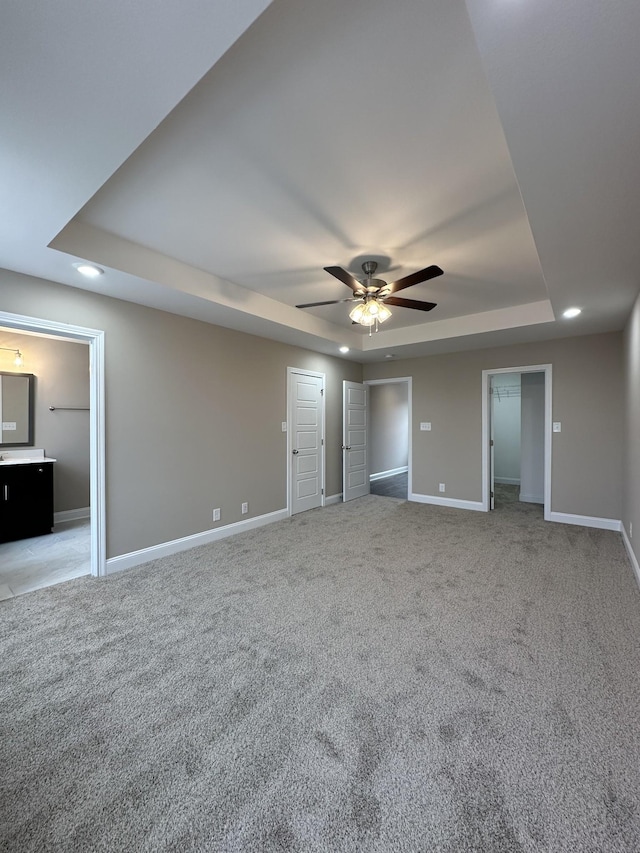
[0,462,54,543]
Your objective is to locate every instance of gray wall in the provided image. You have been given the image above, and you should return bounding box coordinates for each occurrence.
[364,332,623,520]
[0,270,361,558]
[369,382,409,476]
[623,292,640,565]
[0,330,90,512]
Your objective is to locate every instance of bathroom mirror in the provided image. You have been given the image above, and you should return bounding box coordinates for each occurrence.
[0,372,34,446]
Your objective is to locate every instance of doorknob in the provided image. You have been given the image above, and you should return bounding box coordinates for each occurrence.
[341,445,352,451]
[292,449,299,455]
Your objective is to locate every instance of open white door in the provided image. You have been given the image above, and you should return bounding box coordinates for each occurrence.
[288,369,324,515]
[342,380,369,502]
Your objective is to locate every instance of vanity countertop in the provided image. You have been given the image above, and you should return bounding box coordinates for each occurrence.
[0,449,56,466]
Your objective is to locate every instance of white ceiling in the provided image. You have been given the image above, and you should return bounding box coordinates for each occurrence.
[2,0,639,361]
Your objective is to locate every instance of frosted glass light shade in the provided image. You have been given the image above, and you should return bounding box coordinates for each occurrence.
[349,303,366,324]
[376,303,392,322]
[349,299,392,326]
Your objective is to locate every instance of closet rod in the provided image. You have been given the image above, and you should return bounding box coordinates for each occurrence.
[48,405,90,411]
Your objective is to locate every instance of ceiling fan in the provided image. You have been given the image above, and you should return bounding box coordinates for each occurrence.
[296,261,444,330]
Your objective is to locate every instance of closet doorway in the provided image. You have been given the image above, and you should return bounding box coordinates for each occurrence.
[365,378,411,500]
[482,365,552,519]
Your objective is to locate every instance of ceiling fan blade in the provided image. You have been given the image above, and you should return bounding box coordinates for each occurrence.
[387,265,443,293]
[384,296,437,312]
[296,298,356,308]
[324,266,365,293]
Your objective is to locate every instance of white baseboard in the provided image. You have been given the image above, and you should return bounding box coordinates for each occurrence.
[519,492,544,504]
[621,525,640,589]
[409,492,485,512]
[324,493,343,506]
[547,511,622,532]
[106,508,288,575]
[495,477,520,486]
[370,466,408,482]
[54,506,90,524]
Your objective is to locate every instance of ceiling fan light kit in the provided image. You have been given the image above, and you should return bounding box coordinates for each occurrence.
[296,261,443,332]
[349,297,392,328]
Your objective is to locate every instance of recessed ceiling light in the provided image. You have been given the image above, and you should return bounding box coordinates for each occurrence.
[563,307,581,318]
[73,262,104,278]
[385,353,396,359]
[339,346,350,353]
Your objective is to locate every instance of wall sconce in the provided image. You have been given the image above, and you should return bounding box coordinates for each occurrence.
[0,347,24,367]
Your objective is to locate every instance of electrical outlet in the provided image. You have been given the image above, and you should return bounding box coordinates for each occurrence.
[282,421,287,432]
[242,502,248,515]
[213,508,221,522]
[439,483,445,493]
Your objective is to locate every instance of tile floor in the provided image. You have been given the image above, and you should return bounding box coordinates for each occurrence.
[0,518,91,600]
[370,472,408,499]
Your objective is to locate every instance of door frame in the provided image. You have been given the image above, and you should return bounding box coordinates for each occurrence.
[481,364,552,519]
[0,310,106,576]
[286,367,326,516]
[364,377,412,497]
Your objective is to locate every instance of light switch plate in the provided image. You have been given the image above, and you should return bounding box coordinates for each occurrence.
[420,422,431,431]
[282,422,287,432]
[553,422,562,432]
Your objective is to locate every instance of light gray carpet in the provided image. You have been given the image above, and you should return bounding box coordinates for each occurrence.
[2,496,640,852]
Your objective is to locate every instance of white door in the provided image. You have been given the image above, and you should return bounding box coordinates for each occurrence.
[343,380,369,501]
[289,370,324,515]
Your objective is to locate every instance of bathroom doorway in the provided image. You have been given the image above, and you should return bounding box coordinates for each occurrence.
[0,311,105,590]
[0,330,91,597]
[366,378,411,500]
